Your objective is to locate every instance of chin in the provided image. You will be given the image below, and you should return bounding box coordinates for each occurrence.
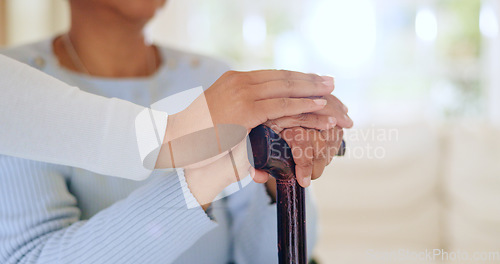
[114,0,166,22]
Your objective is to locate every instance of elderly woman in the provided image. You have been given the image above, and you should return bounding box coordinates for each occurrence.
[0,0,350,263]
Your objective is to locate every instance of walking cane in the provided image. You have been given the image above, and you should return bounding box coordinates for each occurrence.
[249,125,345,264]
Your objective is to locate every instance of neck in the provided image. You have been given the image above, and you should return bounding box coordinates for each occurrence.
[54,5,160,77]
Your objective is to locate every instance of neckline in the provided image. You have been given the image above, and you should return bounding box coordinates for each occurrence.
[44,36,168,82]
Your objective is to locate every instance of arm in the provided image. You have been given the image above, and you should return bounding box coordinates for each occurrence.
[156,70,336,169]
[0,156,215,264]
[0,54,164,180]
[0,55,335,180]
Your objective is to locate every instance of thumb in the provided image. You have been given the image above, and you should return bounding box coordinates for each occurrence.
[252,169,270,183]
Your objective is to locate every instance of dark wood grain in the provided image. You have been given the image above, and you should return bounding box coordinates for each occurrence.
[249,125,306,264]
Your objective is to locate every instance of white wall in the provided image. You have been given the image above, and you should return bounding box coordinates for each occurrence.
[5,0,69,47]
[482,0,500,126]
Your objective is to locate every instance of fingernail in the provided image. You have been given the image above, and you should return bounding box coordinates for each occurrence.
[313,99,327,106]
[303,176,311,187]
[322,79,334,87]
[321,76,334,82]
[345,114,353,126]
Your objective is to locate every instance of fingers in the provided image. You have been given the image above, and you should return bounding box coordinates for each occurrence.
[322,129,336,166]
[252,79,334,100]
[312,94,353,128]
[241,69,330,84]
[311,130,328,179]
[253,169,270,183]
[326,127,344,163]
[279,127,344,187]
[254,98,327,124]
[312,157,327,180]
[265,114,337,133]
[282,128,314,188]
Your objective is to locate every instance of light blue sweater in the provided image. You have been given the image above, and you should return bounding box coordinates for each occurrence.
[0,39,317,264]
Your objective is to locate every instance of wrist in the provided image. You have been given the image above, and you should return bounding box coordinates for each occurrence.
[165,95,214,142]
[155,102,214,169]
[183,139,250,210]
[184,161,234,211]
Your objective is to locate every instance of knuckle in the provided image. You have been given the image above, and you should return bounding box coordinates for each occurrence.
[231,74,243,83]
[294,140,311,152]
[312,114,320,123]
[226,73,239,85]
[289,117,301,127]
[267,119,278,126]
[317,149,328,160]
[285,79,295,89]
[296,113,308,121]
[227,72,250,85]
[266,120,282,132]
[279,98,289,109]
[223,70,237,78]
[296,158,313,167]
[239,74,252,83]
[304,98,315,106]
[282,70,293,79]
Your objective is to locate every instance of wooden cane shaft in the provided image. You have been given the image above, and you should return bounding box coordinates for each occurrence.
[249,125,306,264]
[248,125,345,264]
[276,178,307,264]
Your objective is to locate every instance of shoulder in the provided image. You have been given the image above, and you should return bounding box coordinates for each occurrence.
[0,38,53,70]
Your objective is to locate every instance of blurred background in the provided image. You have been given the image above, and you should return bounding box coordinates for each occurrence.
[1,0,499,263]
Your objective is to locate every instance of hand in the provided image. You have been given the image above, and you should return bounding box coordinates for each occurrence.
[164,69,338,209]
[254,94,351,188]
[255,127,344,193]
[156,70,336,169]
[206,70,337,130]
[165,70,334,141]
[286,127,344,186]
[263,94,353,133]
